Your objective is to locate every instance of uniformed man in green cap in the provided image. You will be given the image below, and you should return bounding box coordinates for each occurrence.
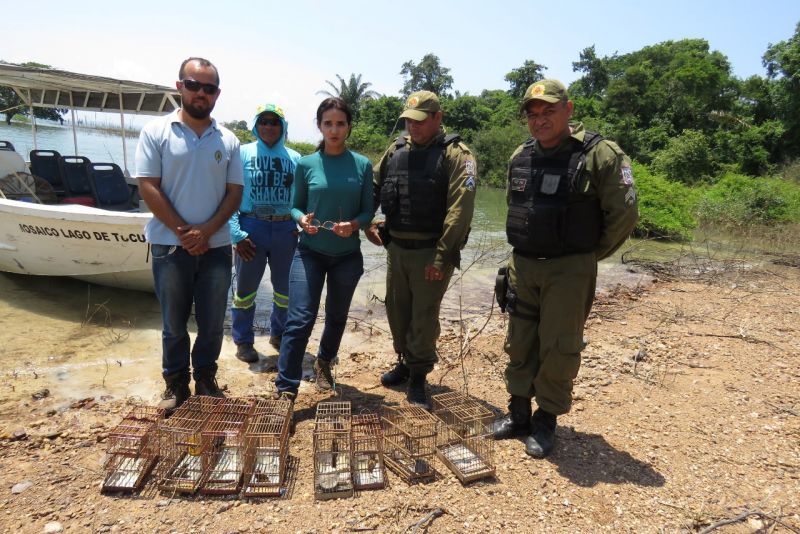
[365,90,476,409]
[492,79,638,457]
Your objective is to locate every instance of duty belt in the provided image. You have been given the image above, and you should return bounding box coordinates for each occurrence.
[392,237,438,250]
[242,212,293,222]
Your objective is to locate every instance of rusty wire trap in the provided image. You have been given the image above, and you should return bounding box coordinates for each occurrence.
[313,401,353,500]
[156,396,220,494]
[102,405,164,492]
[431,391,495,483]
[198,397,255,495]
[241,398,293,498]
[381,406,438,484]
[351,412,387,491]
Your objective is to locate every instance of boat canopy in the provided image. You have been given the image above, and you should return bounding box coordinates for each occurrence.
[0,63,182,176]
[0,63,180,115]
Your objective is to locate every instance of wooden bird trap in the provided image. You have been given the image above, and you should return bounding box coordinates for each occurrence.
[381,406,437,484]
[102,405,163,492]
[431,392,495,483]
[241,398,293,498]
[313,401,353,500]
[156,396,219,494]
[197,398,254,495]
[351,413,387,491]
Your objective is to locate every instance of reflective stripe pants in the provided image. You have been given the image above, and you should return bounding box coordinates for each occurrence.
[231,218,297,344]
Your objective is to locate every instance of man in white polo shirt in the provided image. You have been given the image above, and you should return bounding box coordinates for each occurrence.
[136,57,243,414]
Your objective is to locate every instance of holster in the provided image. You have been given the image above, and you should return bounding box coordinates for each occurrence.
[376,222,391,248]
[495,266,509,313]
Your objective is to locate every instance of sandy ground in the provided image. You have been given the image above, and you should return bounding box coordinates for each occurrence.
[0,255,798,533]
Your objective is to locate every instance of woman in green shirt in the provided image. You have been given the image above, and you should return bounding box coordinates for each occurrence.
[274,98,374,399]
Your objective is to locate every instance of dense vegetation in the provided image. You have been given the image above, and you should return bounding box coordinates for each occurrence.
[228,25,800,242]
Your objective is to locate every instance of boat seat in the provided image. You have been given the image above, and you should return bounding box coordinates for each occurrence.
[61,155,96,206]
[0,149,29,176]
[89,162,134,211]
[29,149,66,196]
[0,140,15,151]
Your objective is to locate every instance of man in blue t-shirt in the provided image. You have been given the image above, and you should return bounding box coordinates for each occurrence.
[228,104,301,364]
[136,57,243,415]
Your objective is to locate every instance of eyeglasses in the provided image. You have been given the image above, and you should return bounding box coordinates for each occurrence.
[180,79,219,95]
[257,117,281,126]
[309,219,337,231]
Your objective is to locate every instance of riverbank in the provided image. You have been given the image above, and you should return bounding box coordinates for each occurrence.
[0,257,798,533]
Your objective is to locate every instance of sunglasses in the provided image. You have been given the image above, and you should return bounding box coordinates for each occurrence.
[257,117,281,126]
[180,79,219,95]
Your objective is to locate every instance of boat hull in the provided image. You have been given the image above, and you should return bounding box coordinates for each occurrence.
[0,198,154,292]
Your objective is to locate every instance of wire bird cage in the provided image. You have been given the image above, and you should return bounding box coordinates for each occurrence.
[351,413,387,491]
[156,396,220,494]
[313,401,353,500]
[241,398,293,498]
[381,406,437,484]
[431,391,495,483]
[198,397,255,495]
[102,405,164,492]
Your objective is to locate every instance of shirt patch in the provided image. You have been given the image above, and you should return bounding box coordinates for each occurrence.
[511,177,526,192]
[620,165,634,186]
[465,159,476,175]
[625,188,637,206]
[215,150,222,163]
[464,176,476,191]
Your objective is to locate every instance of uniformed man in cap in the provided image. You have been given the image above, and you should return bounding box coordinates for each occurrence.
[492,79,638,457]
[366,90,477,409]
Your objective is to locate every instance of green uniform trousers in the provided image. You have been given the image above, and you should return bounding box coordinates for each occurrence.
[504,251,597,415]
[385,241,453,374]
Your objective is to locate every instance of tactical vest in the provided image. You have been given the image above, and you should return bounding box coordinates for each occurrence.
[506,132,604,258]
[380,134,460,234]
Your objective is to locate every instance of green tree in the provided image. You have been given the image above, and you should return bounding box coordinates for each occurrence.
[470,122,529,188]
[359,96,404,136]
[570,45,610,98]
[504,60,547,99]
[651,129,716,184]
[441,95,492,140]
[399,53,454,97]
[763,21,800,158]
[317,73,379,119]
[0,61,67,125]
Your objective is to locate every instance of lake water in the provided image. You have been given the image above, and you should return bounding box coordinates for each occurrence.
[0,120,137,172]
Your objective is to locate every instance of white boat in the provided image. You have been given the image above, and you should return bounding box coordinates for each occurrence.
[0,64,182,292]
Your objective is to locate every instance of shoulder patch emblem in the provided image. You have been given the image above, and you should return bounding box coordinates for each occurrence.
[620,165,634,186]
[464,176,476,191]
[465,159,476,175]
[511,177,526,192]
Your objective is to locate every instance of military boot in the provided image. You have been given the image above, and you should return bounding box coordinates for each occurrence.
[491,395,532,440]
[380,353,410,387]
[406,372,431,410]
[158,371,191,417]
[194,365,225,398]
[235,343,258,363]
[524,409,557,458]
[313,358,335,391]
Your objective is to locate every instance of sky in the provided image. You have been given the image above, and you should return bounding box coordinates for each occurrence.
[4,0,799,143]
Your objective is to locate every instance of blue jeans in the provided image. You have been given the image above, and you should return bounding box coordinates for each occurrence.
[275,246,363,394]
[231,217,297,344]
[151,244,232,377]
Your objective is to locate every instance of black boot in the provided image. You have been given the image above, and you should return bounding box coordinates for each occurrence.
[194,365,225,398]
[491,395,532,440]
[406,372,431,410]
[158,371,190,416]
[381,353,410,387]
[235,343,258,363]
[524,409,557,458]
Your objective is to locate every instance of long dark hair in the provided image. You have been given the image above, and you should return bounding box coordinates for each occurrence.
[316,97,353,152]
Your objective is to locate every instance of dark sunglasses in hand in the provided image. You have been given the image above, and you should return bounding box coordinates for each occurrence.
[257,117,281,126]
[181,79,219,95]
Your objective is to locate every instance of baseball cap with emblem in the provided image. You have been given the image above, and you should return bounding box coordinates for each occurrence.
[399,91,441,121]
[522,79,569,108]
